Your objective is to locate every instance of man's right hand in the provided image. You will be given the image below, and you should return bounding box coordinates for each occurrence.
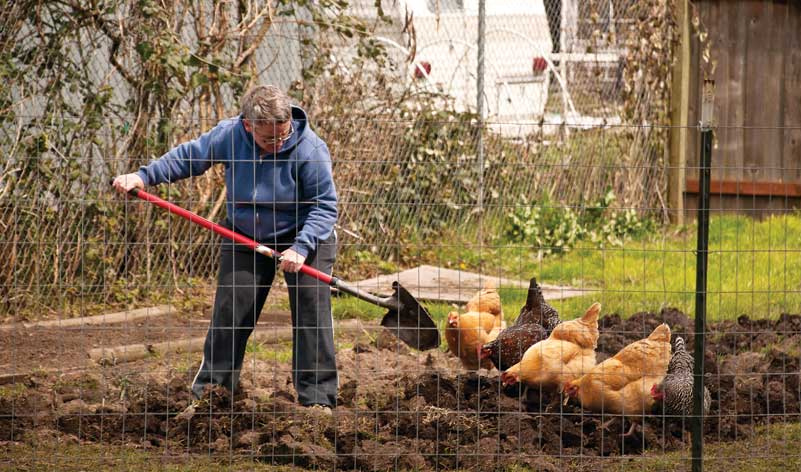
[112,173,144,194]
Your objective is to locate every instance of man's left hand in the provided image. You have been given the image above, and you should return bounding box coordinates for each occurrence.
[280,249,306,273]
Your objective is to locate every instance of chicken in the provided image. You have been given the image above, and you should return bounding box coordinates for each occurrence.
[445,287,505,370]
[651,336,711,417]
[499,302,600,392]
[563,323,672,436]
[445,310,502,370]
[514,277,560,331]
[465,286,504,319]
[479,277,560,371]
[480,323,548,372]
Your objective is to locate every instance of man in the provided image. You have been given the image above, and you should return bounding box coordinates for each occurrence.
[112,85,338,413]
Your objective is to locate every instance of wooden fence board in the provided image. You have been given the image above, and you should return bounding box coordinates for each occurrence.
[743,2,772,178]
[682,0,800,218]
[784,2,801,181]
[686,178,801,197]
[727,1,748,182]
[711,1,735,181]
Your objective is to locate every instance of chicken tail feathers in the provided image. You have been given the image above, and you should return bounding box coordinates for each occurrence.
[524,277,543,311]
[580,302,602,324]
[648,323,672,343]
[673,336,686,353]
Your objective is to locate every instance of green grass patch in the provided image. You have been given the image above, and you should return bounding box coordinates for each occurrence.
[0,436,295,471]
[332,295,386,321]
[592,422,801,472]
[492,213,801,321]
[246,339,293,364]
[531,214,801,321]
[333,214,801,323]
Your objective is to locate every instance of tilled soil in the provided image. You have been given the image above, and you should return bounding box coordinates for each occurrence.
[2,309,801,470]
[0,310,291,374]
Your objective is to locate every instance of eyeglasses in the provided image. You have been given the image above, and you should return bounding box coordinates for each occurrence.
[257,121,294,146]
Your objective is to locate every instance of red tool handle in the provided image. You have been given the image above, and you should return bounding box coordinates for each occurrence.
[126,187,334,285]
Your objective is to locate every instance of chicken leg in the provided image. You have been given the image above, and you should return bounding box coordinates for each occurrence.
[599,417,617,433]
[622,421,640,438]
[599,416,640,437]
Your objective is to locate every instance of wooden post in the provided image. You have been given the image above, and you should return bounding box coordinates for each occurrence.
[668,0,692,224]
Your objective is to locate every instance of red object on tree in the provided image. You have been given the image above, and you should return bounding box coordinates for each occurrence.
[414,61,432,79]
[532,56,548,73]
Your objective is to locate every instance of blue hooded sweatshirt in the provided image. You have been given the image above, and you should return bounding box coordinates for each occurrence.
[136,106,337,258]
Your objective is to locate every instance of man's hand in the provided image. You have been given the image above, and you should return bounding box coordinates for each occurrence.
[112,173,144,194]
[280,248,306,273]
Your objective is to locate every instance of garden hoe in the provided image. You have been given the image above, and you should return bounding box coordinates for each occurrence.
[118,186,441,350]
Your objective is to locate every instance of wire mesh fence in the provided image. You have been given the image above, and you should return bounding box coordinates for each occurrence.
[0,0,672,318]
[3,0,801,470]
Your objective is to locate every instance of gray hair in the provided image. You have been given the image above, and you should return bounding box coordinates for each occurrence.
[241,85,292,123]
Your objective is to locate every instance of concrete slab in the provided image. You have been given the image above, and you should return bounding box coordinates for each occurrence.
[347,265,586,304]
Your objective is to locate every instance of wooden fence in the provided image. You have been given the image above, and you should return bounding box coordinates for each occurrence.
[670,0,801,220]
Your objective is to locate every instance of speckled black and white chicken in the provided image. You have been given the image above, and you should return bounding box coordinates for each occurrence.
[479,277,560,371]
[651,336,711,417]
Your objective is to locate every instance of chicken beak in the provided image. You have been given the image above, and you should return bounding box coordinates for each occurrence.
[446,312,459,328]
[562,384,574,405]
[500,372,515,387]
[478,346,489,360]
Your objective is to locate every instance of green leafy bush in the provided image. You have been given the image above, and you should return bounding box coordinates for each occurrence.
[505,194,585,259]
[504,189,657,259]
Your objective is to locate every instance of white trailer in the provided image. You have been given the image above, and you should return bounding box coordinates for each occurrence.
[343,0,555,125]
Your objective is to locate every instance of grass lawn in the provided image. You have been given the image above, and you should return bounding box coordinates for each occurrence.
[4,423,798,471]
[594,422,801,472]
[333,214,801,326]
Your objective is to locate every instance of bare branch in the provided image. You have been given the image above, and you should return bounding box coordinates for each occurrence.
[231,4,275,73]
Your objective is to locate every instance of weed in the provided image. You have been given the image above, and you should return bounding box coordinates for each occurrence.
[246,340,292,364]
[0,383,28,400]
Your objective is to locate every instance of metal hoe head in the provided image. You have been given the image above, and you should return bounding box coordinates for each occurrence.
[380,282,440,350]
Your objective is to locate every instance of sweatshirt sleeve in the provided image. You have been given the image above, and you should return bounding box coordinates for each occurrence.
[290,142,338,258]
[136,124,222,186]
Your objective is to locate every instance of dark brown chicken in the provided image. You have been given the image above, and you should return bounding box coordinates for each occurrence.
[515,277,560,330]
[479,277,560,371]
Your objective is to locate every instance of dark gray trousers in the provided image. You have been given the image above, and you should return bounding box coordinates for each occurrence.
[191,232,338,407]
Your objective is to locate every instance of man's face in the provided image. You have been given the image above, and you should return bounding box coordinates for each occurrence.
[243,119,293,155]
